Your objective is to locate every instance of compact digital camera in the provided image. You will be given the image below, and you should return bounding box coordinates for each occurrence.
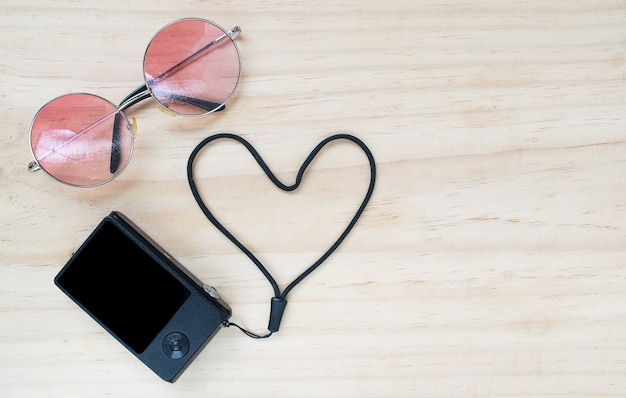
[55,211,231,382]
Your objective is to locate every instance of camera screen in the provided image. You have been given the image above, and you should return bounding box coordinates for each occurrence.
[56,220,190,354]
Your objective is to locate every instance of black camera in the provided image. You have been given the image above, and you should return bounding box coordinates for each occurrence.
[55,211,231,382]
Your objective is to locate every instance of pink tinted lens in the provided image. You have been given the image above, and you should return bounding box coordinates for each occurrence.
[144,19,241,116]
[30,93,133,187]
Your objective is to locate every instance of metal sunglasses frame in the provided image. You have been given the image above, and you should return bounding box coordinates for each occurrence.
[27,19,241,187]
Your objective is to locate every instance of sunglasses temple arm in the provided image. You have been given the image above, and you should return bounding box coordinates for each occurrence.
[148,26,241,87]
[141,27,242,111]
[150,90,225,113]
[110,114,123,173]
[110,84,227,173]
[119,84,227,113]
[109,85,149,174]
[119,84,152,110]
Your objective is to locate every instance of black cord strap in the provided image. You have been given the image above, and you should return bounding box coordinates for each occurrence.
[187,133,376,338]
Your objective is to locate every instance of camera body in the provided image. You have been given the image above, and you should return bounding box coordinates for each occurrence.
[55,211,231,382]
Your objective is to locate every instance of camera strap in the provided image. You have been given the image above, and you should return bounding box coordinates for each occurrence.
[187,133,376,338]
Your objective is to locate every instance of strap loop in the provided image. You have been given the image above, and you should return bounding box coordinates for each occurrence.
[187,133,376,338]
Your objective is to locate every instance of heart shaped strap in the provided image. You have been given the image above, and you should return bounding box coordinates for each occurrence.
[187,133,376,338]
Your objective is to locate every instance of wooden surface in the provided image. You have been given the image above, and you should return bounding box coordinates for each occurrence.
[1,1,625,396]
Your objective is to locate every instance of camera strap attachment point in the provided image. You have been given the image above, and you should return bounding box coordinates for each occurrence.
[187,133,376,339]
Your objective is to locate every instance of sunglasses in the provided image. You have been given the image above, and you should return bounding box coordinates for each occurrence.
[27,18,242,187]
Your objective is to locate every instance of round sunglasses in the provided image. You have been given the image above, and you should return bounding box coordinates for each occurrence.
[27,18,242,187]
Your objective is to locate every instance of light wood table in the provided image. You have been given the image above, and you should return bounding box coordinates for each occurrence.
[1,1,625,396]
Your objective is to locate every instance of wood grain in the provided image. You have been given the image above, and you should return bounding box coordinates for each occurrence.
[1,1,625,396]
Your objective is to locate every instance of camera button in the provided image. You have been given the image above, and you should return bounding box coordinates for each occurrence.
[162,332,189,359]
[203,285,220,299]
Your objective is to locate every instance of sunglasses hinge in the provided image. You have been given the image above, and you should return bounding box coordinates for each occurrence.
[27,161,41,173]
